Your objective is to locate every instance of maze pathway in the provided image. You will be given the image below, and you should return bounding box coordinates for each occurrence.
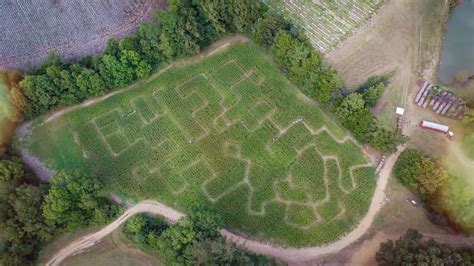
[24,43,375,246]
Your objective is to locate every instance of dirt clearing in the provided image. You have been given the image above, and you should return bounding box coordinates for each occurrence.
[328,0,448,130]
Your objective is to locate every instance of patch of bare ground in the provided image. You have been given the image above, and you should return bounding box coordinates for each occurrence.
[328,0,448,130]
[325,0,474,264]
[0,0,166,70]
[61,232,163,266]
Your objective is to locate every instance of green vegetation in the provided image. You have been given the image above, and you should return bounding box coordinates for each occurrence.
[394,149,474,232]
[19,43,375,246]
[0,157,118,265]
[376,229,474,265]
[123,206,274,265]
[0,157,53,265]
[393,149,446,201]
[334,77,407,153]
[19,1,343,120]
[461,109,474,160]
[19,0,262,119]
[43,171,120,231]
[267,29,342,105]
[0,74,11,124]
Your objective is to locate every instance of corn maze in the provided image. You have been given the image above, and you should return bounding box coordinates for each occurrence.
[21,43,375,246]
[267,0,385,54]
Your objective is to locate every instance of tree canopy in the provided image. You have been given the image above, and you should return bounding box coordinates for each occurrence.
[334,76,406,153]
[123,205,274,265]
[20,0,264,118]
[42,171,119,230]
[376,229,474,265]
[0,158,53,265]
[393,149,446,200]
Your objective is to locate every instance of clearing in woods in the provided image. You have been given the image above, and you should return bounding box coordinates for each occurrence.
[18,43,375,246]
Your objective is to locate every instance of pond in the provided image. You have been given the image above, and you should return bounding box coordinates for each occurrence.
[437,0,474,85]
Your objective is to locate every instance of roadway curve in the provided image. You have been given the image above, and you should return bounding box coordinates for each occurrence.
[46,149,403,266]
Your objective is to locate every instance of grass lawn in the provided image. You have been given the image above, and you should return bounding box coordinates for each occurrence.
[53,232,162,266]
[461,133,474,160]
[18,42,375,246]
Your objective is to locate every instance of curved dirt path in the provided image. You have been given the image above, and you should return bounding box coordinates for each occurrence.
[46,201,185,266]
[46,149,402,265]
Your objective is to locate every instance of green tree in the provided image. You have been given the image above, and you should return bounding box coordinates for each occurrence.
[376,229,473,265]
[362,82,385,108]
[0,158,24,182]
[369,127,407,154]
[0,159,53,266]
[253,12,288,47]
[335,93,375,142]
[42,171,118,230]
[126,215,146,235]
[393,149,447,200]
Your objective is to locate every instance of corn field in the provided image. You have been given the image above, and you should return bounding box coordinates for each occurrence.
[20,43,375,247]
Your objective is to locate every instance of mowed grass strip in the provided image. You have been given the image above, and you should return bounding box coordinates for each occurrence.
[19,42,375,246]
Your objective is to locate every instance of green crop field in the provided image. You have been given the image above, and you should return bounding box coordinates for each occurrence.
[18,43,375,246]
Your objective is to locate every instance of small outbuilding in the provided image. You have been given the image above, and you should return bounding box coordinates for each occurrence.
[395,107,405,116]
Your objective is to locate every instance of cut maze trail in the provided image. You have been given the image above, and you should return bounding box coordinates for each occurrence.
[46,149,401,266]
[22,42,377,260]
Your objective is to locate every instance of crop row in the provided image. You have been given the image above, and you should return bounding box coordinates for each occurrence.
[25,43,374,247]
[268,0,384,53]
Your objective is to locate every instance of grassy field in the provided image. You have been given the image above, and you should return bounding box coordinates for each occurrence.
[37,229,162,266]
[18,43,375,246]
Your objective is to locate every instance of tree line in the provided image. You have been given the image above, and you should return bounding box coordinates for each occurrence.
[16,0,404,153]
[334,76,407,153]
[123,206,274,265]
[0,157,119,265]
[376,229,474,265]
[19,0,262,119]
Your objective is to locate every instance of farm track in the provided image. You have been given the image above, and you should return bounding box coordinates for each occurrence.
[46,149,403,265]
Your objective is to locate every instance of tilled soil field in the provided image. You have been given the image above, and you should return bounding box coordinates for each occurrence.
[0,0,165,70]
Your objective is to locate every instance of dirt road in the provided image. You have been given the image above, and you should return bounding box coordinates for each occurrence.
[46,201,185,266]
[46,150,402,265]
